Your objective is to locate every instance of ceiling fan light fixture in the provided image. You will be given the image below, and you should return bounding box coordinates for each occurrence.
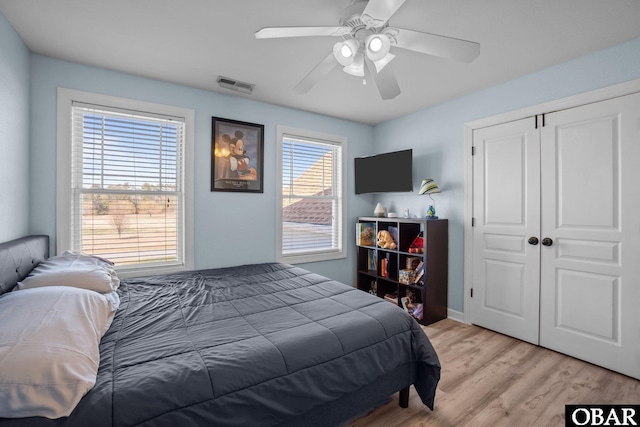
[343,52,365,76]
[369,37,383,52]
[333,39,359,66]
[365,33,390,62]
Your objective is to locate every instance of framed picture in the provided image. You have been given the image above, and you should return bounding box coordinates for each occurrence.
[211,117,264,193]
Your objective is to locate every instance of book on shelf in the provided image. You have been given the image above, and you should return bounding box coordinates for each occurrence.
[411,303,423,320]
[367,250,377,271]
[387,226,398,246]
[379,253,391,277]
[356,222,375,246]
[415,262,425,284]
[401,296,412,312]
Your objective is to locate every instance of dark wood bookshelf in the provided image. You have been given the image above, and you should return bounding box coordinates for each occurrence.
[356,217,448,326]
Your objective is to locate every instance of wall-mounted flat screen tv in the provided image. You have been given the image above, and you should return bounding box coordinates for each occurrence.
[354,149,413,194]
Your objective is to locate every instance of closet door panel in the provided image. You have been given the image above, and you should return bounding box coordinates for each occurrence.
[554,116,619,229]
[539,92,640,379]
[471,118,541,345]
[554,269,619,341]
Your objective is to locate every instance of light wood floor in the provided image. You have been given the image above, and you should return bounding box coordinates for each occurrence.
[349,318,639,427]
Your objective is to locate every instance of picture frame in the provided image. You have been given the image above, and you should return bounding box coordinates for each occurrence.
[211,117,264,193]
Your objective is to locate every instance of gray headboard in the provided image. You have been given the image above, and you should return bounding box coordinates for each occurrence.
[0,235,49,295]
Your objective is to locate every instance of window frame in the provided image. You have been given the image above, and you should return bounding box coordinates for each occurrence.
[276,125,347,264]
[56,87,194,278]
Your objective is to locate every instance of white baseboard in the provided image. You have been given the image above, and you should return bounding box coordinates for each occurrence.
[447,309,466,324]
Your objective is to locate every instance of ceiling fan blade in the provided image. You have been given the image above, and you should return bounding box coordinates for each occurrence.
[361,0,407,28]
[255,26,351,39]
[364,58,401,100]
[388,28,480,63]
[294,52,339,94]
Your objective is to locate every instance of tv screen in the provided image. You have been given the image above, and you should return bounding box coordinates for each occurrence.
[354,149,413,194]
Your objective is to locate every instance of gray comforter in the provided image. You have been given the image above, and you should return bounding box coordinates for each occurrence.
[0,263,440,426]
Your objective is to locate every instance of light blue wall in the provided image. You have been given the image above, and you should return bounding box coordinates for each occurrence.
[373,37,640,313]
[0,12,30,241]
[28,54,373,285]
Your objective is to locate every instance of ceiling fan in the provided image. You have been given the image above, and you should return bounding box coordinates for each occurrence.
[255,0,480,100]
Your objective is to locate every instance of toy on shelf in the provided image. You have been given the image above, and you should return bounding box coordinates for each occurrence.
[408,232,424,254]
[399,269,416,284]
[376,230,397,249]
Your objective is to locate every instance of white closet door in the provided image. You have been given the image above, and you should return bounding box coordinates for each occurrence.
[539,92,640,379]
[471,118,541,344]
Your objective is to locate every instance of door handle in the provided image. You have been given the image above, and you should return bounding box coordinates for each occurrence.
[528,237,539,245]
[541,237,553,246]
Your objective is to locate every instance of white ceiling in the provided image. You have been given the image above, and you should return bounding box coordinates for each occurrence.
[2,0,640,125]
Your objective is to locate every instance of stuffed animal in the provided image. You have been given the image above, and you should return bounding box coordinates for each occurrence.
[376,230,397,249]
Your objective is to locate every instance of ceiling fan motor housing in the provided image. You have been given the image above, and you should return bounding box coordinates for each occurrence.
[340,0,385,42]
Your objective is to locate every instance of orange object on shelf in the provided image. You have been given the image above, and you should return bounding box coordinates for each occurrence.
[380,258,388,277]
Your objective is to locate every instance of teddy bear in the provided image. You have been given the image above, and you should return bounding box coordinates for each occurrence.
[376,230,397,249]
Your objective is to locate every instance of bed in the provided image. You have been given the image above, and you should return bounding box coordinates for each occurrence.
[0,235,441,426]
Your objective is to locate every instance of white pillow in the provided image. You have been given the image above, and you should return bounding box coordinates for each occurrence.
[0,286,118,419]
[15,251,120,294]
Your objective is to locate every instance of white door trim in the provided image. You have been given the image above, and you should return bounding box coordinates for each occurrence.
[463,78,640,325]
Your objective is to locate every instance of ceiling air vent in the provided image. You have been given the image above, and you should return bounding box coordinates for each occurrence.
[216,76,255,94]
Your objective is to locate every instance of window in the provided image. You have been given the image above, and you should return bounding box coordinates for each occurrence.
[277,126,347,264]
[57,88,194,277]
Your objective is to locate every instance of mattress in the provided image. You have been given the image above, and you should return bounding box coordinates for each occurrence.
[0,262,440,426]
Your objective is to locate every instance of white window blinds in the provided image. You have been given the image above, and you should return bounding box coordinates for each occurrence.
[70,102,186,269]
[281,134,343,259]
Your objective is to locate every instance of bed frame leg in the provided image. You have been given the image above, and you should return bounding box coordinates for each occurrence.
[399,386,409,408]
